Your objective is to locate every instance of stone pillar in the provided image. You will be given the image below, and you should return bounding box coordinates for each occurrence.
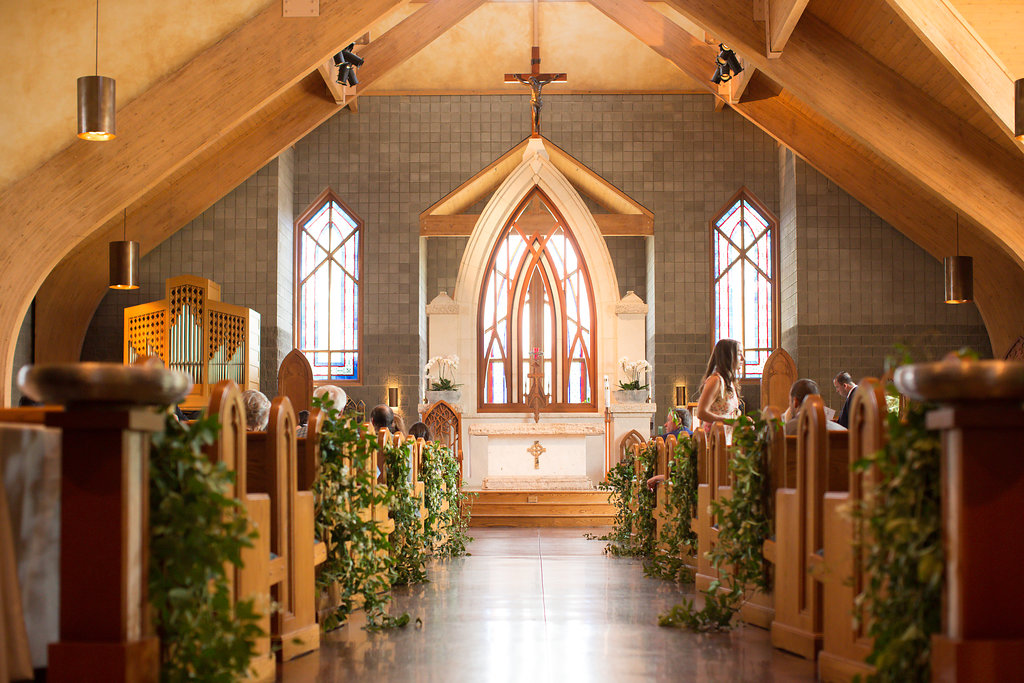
[894,359,1024,683]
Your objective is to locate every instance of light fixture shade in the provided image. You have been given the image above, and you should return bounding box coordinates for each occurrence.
[77,75,116,141]
[674,384,687,407]
[388,386,399,408]
[1015,78,1024,141]
[109,240,139,290]
[944,255,973,303]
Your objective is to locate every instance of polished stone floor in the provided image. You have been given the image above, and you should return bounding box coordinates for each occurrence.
[280,528,816,682]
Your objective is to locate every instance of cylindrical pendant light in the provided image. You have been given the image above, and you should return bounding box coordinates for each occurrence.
[77,0,115,141]
[944,214,973,304]
[78,75,116,141]
[109,210,139,290]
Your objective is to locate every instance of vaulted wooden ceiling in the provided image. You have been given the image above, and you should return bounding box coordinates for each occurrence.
[1,0,1023,404]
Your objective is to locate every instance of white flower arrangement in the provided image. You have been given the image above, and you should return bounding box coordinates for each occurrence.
[424,354,460,391]
[618,356,652,391]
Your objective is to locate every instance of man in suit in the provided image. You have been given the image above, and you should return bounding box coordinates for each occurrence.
[833,371,858,429]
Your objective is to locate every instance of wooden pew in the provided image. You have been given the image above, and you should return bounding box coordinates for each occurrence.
[696,422,728,592]
[761,348,797,412]
[815,380,886,682]
[278,349,313,416]
[204,381,276,682]
[246,396,319,661]
[653,435,674,551]
[767,394,849,659]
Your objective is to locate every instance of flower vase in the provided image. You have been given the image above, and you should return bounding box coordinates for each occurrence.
[613,389,648,404]
[425,390,461,405]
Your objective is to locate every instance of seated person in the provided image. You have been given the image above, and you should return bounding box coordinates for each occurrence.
[409,422,432,441]
[392,413,407,435]
[662,408,693,438]
[313,384,347,411]
[833,371,858,429]
[296,409,310,438]
[370,404,395,432]
[783,379,847,436]
[241,389,270,431]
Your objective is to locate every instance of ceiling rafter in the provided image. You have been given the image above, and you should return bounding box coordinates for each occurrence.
[766,0,811,57]
[34,0,487,368]
[659,0,1024,270]
[882,0,1022,149]
[590,0,1021,352]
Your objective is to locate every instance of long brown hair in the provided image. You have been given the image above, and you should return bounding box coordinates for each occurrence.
[703,338,741,393]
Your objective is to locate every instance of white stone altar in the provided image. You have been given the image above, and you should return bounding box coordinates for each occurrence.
[471,423,603,490]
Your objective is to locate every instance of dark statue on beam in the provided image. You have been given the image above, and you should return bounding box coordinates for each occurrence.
[505,46,566,137]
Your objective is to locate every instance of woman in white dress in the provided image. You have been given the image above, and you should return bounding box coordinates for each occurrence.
[695,338,743,444]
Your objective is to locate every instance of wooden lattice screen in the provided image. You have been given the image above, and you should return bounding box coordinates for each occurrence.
[423,399,463,481]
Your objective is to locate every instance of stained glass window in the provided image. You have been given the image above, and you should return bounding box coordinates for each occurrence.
[711,189,778,379]
[295,189,361,382]
[479,189,596,411]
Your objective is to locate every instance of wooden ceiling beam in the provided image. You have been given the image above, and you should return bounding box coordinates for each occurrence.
[766,0,811,57]
[33,0,487,369]
[660,0,1024,269]
[882,0,1022,149]
[420,213,653,237]
[594,0,1022,353]
[0,0,408,403]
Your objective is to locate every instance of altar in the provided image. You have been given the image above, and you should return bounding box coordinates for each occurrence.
[470,422,604,490]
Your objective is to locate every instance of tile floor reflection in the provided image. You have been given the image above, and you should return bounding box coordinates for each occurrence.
[280,528,816,682]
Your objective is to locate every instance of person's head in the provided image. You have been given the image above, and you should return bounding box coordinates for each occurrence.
[703,338,744,389]
[789,379,820,415]
[313,384,348,411]
[370,404,394,431]
[391,413,406,435]
[833,371,855,399]
[409,422,432,441]
[242,390,270,431]
[297,410,309,427]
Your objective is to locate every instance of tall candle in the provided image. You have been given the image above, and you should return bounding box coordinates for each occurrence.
[647,371,652,401]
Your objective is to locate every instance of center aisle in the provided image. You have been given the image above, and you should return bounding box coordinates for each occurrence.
[280,528,817,682]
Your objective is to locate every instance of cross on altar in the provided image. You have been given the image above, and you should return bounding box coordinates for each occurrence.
[527,440,546,469]
[504,47,566,137]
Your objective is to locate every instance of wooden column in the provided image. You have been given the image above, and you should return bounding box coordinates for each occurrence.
[926,405,1024,682]
[45,407,164,683]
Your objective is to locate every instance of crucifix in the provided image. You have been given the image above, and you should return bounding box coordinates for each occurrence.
[524,346,548,423]
[527,440,546,470]
[503,0,566,137]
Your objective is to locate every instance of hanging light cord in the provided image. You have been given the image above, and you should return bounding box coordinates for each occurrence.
[123,208,127,241]
[956,214,960,256]
[94,0,99,76]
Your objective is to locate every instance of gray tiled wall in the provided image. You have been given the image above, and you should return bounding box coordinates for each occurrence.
[80,94,990,422]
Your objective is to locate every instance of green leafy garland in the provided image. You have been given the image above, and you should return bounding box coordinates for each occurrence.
[311,396,408,631]
[854,393,942,682]
[598,442,657,557]
[659,414,774,631]
[149,413,262,683]
[383,438,430,585]
[421,441,473,558]
[645,435,699,583]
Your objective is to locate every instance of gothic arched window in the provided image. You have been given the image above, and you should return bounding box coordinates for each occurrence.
[479,189,596,411]
[294,188,361,383]
[711,188,779,379]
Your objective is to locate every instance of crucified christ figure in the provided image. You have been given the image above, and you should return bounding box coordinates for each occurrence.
[517,75,554,136]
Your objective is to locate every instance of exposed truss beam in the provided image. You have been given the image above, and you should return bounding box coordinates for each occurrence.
[767,0,810,57]
[34,0,486,369]
[883,0,1022,149]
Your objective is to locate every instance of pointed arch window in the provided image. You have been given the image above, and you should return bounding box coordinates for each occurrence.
[711,188,779,379]
[479,189,596,412]
[294,188,361,383]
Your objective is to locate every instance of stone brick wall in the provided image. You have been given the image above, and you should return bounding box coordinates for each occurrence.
[80,93,990,421]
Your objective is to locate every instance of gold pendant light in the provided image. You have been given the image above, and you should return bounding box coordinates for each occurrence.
[109,209,139,290]
[944,214,973,304]
[77,0,115,141]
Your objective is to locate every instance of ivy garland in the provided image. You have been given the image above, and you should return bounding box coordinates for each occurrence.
[383,438,430,586]
[421,441,473,558]
[149,413,262,683]
[853,393,942,682]
[645,435,699,583]
[659,414,774,631]
[311,396,409,631]
[598,442,657,557]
